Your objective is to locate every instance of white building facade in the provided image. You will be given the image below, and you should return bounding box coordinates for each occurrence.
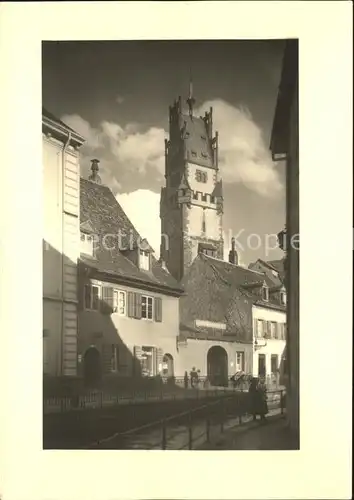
[252,304,286,382]
[42,109,84,377]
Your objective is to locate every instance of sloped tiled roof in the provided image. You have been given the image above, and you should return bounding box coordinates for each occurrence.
[180,114,214,168]
[248,258,285,287]
[80,178,183,295]
[211,179,223,198]
[180,253,286,341]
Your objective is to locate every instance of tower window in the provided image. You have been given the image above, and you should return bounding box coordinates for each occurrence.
[196,170,207,183]
[202,194,207,201]
[210,196,215,203]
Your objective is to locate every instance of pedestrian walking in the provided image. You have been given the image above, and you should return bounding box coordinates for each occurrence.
[184,371,189,389]
[249,377,268,422]
[190,367,198,388]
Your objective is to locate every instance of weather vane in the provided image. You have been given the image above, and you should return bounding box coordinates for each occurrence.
[186,68,196,117]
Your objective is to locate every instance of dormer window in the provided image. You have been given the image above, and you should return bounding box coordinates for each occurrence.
[280,290,287,305]
[139,249,150,271]
[262,285,269,301]
[80,232,94,256]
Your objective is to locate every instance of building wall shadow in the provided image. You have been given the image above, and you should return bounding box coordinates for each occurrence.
[43,240,189,398]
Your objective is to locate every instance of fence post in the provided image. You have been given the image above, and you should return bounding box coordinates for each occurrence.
[188,412,193,450]
[206,417,210,443]
[162,420,167,450]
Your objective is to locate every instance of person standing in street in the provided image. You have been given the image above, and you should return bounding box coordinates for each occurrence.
[249,377,268,422]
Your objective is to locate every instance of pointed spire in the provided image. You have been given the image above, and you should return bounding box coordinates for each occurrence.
[186,68,196,117]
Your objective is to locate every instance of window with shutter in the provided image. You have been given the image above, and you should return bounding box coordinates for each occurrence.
[155,297,162,322]
[133,345,143,375]
[274,322,279,339]
[127,292,135,317]
[156,348,164,374]
[135,293,142,319]
[253,318,258,338]
[102,344,113,374]
[101,286,114,314]
[141,295,153,320]
[84,284,100,311]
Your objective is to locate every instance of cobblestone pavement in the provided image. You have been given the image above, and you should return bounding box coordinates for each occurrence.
[198,414,298,450]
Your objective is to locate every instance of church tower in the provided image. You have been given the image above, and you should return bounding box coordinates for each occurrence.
[160,82,224,282]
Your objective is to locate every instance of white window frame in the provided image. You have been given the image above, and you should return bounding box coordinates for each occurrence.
[84,284,101,311]
[80,232,94,257]
[262,285,269,301]
[236,351,244,372]
[141,295,154,321]
[113,289,127,316]
[139,249,150,271]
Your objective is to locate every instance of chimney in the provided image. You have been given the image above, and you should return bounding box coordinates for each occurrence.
[89,159,102,184]
[228,237,238,265]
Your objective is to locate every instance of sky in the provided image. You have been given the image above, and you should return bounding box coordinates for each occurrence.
[42,40,286,266]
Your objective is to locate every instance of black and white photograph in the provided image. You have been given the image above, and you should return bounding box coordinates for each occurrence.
[1,3,351,500]
[42,39,299,451]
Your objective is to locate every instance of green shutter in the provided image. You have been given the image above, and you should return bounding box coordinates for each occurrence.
[135,293,142,319]
[253,318,257,337]
[155,297,162,322]
[127,292,135,317]
[101,286,114,314]
[244,349,252,374]
[102,344,113,374]
[133,345,143,376]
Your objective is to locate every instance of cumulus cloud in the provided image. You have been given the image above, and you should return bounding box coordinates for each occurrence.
[61,113,166,193]
[196,100,282,197]
[61,98,281,198]
[116,190,161,255]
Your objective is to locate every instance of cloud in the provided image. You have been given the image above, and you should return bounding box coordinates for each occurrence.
[61,99,282,198]
[116,95,125,104]
[196,100,282,197]
[61,114,166,193]
[116,190,161,255]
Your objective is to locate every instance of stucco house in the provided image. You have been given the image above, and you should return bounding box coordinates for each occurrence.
[42,108,85,378]
[178,250,286,385]
[78,163,184,386]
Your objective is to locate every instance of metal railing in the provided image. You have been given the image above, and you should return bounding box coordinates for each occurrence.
[43,375,285,414]
[84,389,286,450]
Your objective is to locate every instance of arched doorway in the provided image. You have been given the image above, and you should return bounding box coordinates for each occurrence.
[207,346,228,387]
[83,347,102,387]
[162,353,174,377]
